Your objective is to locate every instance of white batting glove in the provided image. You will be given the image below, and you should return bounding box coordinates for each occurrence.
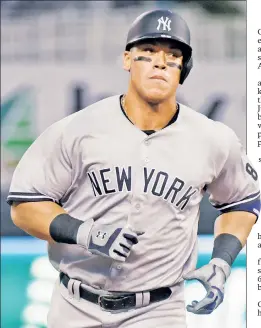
[77,220,143,262]
[183,258,231,315]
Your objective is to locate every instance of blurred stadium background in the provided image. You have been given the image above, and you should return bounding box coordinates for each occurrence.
[1,1,247,327]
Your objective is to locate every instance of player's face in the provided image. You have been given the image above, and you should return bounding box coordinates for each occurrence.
[123,40,183,103]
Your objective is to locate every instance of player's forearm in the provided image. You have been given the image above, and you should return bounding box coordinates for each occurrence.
[11,201,94,247]
[11,201,67,243]
[214,211,256,247]
[210,211,257,266]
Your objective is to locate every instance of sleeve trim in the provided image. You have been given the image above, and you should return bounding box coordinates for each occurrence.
[217,198,260,222]
[9,192,49,196]
[7,192,55,205]
[213,191,260,210]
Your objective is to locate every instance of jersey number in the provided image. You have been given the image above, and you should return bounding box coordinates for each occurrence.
[246,163,258,181]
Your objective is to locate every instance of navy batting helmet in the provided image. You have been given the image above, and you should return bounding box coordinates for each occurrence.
[125,9,193,84]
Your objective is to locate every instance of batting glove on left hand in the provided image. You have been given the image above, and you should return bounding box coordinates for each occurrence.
[183,258,231,315]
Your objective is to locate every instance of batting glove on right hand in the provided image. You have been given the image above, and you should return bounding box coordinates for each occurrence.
[183,258,231,315]
[77,220,141,262]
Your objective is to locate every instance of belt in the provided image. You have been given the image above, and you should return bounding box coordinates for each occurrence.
[60,272,172,311]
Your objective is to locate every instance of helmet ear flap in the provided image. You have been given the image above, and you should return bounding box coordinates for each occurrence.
[180,56,193,85]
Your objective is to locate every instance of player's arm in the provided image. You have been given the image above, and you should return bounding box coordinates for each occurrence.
[11,201,66,243]
[8,122,139,262]
[214,211,256,245]
[209,150,260,269]
[8,124,80,244]
[212,210,256,261]
[184,124,260,315]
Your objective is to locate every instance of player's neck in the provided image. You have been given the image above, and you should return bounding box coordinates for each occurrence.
[123,91,178,131]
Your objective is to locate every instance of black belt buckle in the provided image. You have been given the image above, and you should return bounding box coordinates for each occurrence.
[98,294,134,312]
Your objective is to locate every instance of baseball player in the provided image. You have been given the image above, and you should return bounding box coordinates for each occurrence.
[7,9,260,328]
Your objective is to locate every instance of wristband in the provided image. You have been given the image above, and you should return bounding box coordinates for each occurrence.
[49,213,83,244]
[211,233,243,266]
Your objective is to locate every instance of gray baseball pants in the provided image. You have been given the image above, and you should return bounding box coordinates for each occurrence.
[47,278,187,328]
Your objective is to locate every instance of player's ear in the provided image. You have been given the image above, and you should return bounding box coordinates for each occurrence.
[123,51,131,72]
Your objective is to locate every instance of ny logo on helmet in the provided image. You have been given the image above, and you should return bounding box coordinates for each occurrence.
[157,16,171,32]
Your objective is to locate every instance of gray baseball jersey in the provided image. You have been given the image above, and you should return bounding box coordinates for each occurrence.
[8,95,260,292]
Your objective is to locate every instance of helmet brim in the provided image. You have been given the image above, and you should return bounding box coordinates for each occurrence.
[125,34,192,58]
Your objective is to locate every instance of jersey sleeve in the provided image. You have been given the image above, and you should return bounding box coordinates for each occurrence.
[7,119,73,205]
[206,124,260,220]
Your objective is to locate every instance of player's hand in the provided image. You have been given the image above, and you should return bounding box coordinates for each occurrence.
[183,258,231,315]
[88,225,143,262]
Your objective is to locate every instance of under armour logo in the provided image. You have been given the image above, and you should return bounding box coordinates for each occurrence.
[157,16,171,32]
[96,231,107,239]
